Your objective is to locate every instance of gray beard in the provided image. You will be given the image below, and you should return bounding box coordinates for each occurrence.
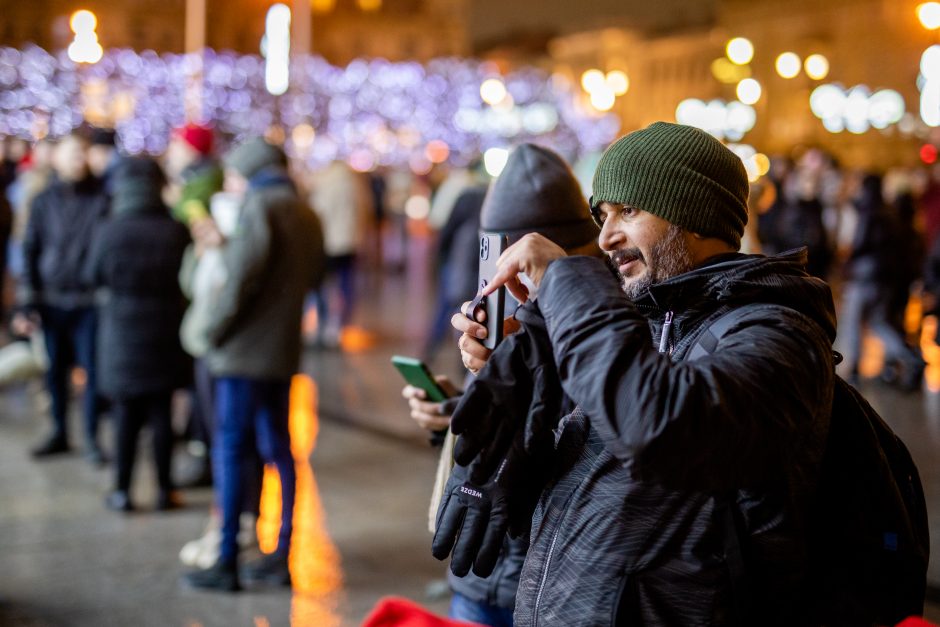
[620,225,695,300]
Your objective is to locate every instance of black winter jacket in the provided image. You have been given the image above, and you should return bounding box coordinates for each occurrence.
[22,176,109,309]
[86,199,191,398]
[513,250,836,626]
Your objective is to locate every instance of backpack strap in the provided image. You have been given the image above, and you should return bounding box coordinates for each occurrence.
[686,303,793,360]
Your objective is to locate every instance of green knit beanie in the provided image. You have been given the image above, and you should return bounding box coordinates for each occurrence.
[590,122,749,248]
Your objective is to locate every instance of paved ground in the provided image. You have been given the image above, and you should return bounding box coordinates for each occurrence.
[2,231,940,625]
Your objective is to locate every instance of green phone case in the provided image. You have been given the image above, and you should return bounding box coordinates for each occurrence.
[391,355,448,402]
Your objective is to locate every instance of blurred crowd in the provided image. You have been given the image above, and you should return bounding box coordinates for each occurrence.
[1,123,939,607]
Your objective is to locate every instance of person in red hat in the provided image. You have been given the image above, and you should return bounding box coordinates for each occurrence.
[165,124,223,227]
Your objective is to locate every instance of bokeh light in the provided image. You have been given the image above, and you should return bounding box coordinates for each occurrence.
[0,45,619,166]
[479,78,507,105]
[726,37,754,65]
[675,98,756,141]
[711,57,751,84]
[424,139,450,163]
[775,52,801,79]
[589,86,616,111]
[580,68,607,94]
[483,147,509,177]
[404,195,431,220]
[736,78,761,105]
[918,2,940,30]
[605,70,629,96]
[922,45,940,80]
[70,10,97,33]
[804,54,830,80]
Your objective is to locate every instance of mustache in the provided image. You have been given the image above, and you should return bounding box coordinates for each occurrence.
[609,248,645,268]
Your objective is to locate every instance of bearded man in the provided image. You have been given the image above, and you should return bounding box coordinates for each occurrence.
[451,122,837,625]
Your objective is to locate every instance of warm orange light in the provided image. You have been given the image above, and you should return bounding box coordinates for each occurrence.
[339,325,378,352]
[357,0,381,10]
[312,0,336,12]
[256,375,344,615]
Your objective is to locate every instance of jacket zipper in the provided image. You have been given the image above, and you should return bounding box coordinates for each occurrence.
[533,512,565,626]
[658,310,674,354]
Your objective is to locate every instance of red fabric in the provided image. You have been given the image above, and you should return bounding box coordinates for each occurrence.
[173,124,214,156]
[897,618,939,627]
[361,597,484,627]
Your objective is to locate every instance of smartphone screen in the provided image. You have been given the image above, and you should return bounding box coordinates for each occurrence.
[391,355,449,402]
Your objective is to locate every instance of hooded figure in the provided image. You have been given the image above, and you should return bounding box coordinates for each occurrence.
[86,155,191,512]
[426,143,601,627]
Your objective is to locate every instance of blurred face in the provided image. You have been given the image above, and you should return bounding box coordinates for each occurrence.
[52,135,89,182]
[32,140,54,168]
[165,137,197,179]
[593,201,695,299]
[223,167,248,195]
[86,144,114,177]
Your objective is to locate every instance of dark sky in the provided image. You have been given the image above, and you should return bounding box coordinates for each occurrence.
[467,0,718,49]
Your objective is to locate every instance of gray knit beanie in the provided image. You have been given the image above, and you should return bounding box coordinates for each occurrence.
[590,122,749,248]
[223,137,287,180]
[480,143,597,250]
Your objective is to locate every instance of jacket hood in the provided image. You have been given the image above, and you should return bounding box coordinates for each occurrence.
[480,143,598,250]
[112,156,167,215]
[639,247,837,342]
[224,138,287,180]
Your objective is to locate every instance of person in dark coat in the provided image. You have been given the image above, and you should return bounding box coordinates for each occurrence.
[14,131,110,462]
[451,123,836,625]
[838,173,925,390]
[183,138,325,592]
[86,156,190,511]
[405,144,601,627]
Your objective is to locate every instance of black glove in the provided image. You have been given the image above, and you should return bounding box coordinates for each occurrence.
[431,458,509,578]
[451,301,563,484]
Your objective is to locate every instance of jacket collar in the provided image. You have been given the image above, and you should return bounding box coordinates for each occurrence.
[633,248,837,341]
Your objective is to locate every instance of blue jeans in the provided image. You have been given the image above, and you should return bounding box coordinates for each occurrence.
[449,592,514,627]
[40,306,98,447]
[316,253,357,331]
[213,377,294,562]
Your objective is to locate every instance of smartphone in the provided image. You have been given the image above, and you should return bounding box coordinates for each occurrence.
[476,232,509,350]
[391,355,449,402]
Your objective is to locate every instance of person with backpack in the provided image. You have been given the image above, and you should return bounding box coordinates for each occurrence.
[441,123,928,625]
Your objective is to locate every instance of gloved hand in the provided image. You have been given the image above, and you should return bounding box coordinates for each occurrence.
[450,301,563,484]
[431,458,509,578]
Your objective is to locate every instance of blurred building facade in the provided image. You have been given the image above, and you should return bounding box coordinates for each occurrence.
[0,0,469,64]
[546,0,938,168]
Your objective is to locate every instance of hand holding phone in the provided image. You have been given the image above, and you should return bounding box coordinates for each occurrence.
[392,355,449,402]
[393,356,455,444]
[466,232,509,350]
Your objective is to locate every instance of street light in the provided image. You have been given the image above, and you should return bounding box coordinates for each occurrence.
[67,10,103,64]
[264,4,291,96]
